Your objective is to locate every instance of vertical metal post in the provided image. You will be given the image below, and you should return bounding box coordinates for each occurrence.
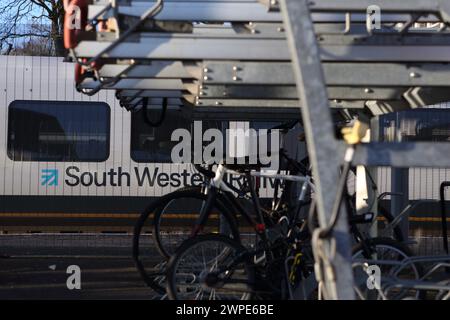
[368,167,379,238]
[280,0,354,299]
[368,124,379,238]
[356,129,378,238]
[391,168,409,240]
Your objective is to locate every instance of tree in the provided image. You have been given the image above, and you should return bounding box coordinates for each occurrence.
[0,0,65,56]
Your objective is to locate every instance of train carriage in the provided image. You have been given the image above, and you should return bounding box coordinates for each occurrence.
[0,55,448,234]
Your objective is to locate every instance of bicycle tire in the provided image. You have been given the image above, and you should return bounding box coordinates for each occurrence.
[378,205,405,242]
[152,187,240,259]
[132,187,240,294]
[166,234,255,300]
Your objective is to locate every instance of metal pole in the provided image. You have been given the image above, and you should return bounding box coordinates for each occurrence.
[391,168,410,241]
[280,0,354,299]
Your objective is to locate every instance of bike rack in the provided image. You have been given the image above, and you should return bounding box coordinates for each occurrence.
[353,255,450,299]
[379,199,439,241]
[440,182,450,255]
[64,0,450,299]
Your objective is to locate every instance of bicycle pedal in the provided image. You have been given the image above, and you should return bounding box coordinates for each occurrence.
[253,252,267,265]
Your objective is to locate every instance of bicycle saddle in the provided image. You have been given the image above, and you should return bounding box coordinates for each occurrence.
[223,159,266,172]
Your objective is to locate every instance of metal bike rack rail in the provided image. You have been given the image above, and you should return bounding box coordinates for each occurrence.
[353,255,450,299]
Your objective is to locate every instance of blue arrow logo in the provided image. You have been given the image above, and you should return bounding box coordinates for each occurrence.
[41,169,58,186]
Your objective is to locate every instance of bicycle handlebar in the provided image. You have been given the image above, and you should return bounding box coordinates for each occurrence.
[377,192,403,201]
[270,120,299,133]
[193,164,215,179]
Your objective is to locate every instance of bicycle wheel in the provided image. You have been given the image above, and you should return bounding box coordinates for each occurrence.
[378,206,405,242]
[133,187,239,294]
[152,187,240,258]
[352,237,422,300]
[166,234,255,300]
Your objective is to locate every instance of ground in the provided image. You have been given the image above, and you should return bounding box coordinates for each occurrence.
[0,234,158,300]
[0,233,446,299]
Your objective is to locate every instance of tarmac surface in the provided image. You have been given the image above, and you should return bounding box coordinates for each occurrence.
[0,234,159,300]
[0,233,446,300]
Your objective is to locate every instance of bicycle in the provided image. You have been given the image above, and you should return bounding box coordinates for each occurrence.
[133,121,407,296]
[138,121,404,258]
[164,121,421,300]
[132,184,240,294]
[132,121,312,294]
[165,161,315,299]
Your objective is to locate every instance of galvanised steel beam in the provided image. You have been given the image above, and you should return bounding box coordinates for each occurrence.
[403,87,450,108]
[73,36,287,60]
[308,0,450,21]
[120,97,182,105]
[200,62,450,87]
[196,85,407,101]
[73,35,450,62]
[115,89,370,109]
[90,0,282,22]
[188,98,368,109]
[280,0,354,300]
[97,62,450,88]
[184,97,301,108]
[89,1,443,22]
[117,89,183,98]
[79,78,184,90]
[189,107,302,121]
[352,142,450,168]
[97,61,193,79]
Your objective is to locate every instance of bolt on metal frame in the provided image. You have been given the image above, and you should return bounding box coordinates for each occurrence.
[72,0,450,115]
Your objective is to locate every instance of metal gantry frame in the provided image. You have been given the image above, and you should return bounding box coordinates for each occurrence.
[279,0,450,299]
[65,0,450,299]
[72,0,450,116]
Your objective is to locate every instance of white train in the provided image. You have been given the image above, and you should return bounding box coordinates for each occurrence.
[0,55,448,232]
[0,55,302,231]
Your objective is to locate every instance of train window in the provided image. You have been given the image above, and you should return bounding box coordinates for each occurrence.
[131,108,225,163]
[7,100,110,162]
[131,108,189,163]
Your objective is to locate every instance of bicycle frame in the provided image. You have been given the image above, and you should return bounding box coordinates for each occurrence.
[193,163,314,233]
